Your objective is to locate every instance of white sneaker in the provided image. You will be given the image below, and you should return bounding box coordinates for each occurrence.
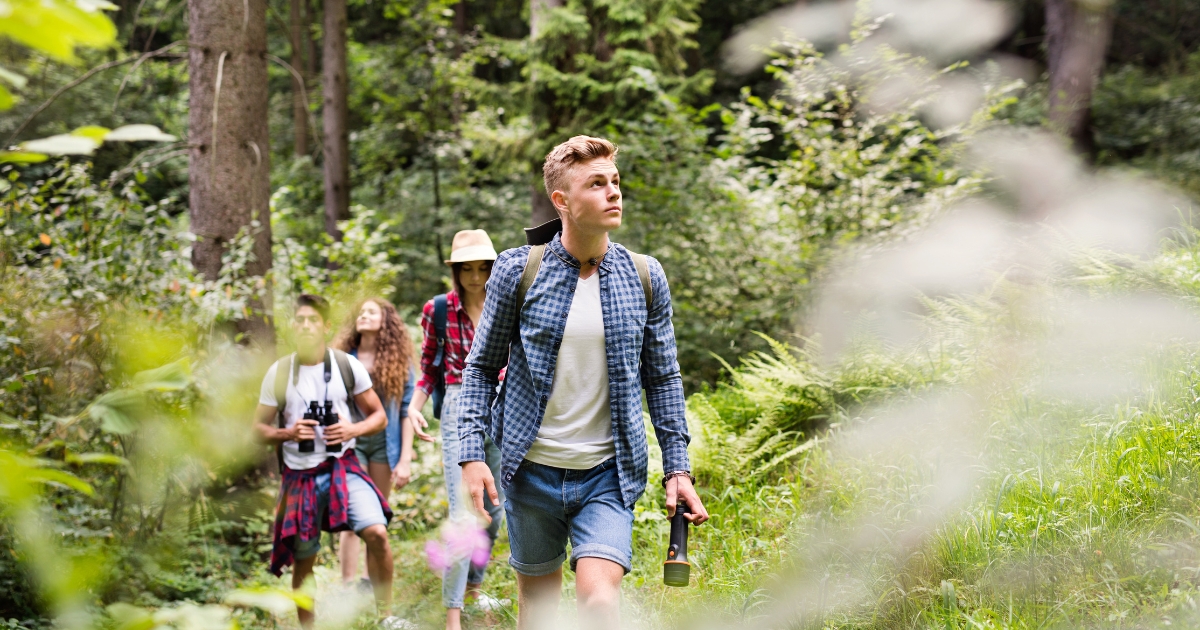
[379,616,417,630]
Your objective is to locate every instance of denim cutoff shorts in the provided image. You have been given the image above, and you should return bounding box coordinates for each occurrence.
[504,457,633,576]
[293,470,389,559]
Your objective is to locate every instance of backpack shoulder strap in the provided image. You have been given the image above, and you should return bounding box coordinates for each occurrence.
[517,245,545,308]
[272,353,293,473]
[432,294,448,365]
[331,348,355,393]
[273,353,293,428]
[330,348,364,422]
[631,252,653,310]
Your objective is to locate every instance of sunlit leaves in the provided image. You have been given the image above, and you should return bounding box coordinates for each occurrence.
[224,587,315,614]
[0,0,117,63]
[2,124,178,163]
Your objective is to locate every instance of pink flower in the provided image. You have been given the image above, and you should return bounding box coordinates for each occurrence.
[425,521,491,573]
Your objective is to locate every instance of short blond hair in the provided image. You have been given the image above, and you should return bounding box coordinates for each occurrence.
[542,135,619,198]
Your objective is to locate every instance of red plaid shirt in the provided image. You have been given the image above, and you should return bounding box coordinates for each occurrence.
[416,291,476,396]
[269,450,391,576]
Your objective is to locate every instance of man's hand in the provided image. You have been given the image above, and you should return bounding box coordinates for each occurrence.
[289,419,318,443]
[461,460,499,524]
[322,413,358,445]
[665,475,709,526]
[407,407,436,443]
[392,461,413,488]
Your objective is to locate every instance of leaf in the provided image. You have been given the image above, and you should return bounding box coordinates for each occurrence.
[0,84,13,110]
[71,125,111,141]
[0,66,28,89]
[224,588,313,614]
[105,124,177,143]
[39,233,51,246]
[28,467,94,496]
[88,389,145,434]
[65,452,129,467]
[0,0,118,62]
[21,134,100,156]
[0,151,48,164]
[107,603,156,630]
[132,360,191,391]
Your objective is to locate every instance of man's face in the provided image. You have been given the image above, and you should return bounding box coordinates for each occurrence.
[552,158,622,235]
[293,305,328,350]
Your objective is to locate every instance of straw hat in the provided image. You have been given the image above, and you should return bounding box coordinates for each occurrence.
[445,229,498,265]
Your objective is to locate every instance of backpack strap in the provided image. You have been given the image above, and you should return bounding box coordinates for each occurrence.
[272,353,294,472]
[330,348,363,422]
[518,245,546,307]
[631,252,652,310]
[432,294,448,367]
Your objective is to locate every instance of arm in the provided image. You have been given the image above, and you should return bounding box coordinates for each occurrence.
[641,257,708,525]
[253,404,316,445]
[394,370,418,487]
[407,301,440,442]
[458,248,526,521]
[325,388,386,444]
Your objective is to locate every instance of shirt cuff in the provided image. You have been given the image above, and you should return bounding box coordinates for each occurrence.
[458,431,485,464]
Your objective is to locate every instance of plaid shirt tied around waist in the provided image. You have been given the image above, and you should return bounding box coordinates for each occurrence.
[269,450,392,576]
[457,233,691,509]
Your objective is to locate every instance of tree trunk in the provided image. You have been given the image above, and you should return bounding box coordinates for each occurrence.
[290,0,308,158]
[1045,0,1113,156]
[455,0,468,35]
[323,0,350,241]
[187,0,275,350]
[529,0,564,227]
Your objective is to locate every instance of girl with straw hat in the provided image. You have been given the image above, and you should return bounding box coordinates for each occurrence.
[408,229,506,630]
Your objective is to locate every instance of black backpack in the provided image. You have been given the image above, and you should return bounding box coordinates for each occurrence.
[430,294,449,419]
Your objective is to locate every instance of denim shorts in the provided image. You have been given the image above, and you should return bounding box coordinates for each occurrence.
[504,458,633,576]
[355,430,389,467]
[293,470,389,559]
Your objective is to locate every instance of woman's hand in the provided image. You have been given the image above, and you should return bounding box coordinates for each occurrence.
[392,461,413,488]
[407,406,435,442]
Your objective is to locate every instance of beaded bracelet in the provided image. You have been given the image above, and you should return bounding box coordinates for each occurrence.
[661,470,696,487]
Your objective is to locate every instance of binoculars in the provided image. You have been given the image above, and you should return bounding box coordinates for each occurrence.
[297,401,341,453]
[663,503,691,587]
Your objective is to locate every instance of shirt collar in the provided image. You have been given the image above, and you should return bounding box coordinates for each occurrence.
[447,290,466,314]
[547,232,615,271]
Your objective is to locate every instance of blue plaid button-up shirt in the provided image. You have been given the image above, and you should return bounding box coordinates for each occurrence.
[457,233,691,509]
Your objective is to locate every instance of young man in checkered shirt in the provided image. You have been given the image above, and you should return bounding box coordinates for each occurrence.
[457,136,709,629]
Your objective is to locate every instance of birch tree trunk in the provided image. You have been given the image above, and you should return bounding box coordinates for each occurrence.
[322,0,350,241]
[1045,0,1113,155]
[187,0,275,350]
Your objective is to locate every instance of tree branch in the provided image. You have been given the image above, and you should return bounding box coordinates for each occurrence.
[7,41,188,147]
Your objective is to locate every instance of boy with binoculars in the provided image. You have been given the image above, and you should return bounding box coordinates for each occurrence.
[253,294,400,629]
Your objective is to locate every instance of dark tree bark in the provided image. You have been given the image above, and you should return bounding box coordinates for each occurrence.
[1045,0,1113,156]
[187,0,275,350]
[529,0,564,227]
[455,0,468,36]
[290,0,308,158]
[322,0,350,241]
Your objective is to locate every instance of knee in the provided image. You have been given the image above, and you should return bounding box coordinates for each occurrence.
[358,524,390,550]
[578,581,619,612]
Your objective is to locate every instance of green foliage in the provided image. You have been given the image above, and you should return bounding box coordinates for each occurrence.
[0,0,117,109]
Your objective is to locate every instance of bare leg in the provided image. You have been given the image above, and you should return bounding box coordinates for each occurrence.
[445,607,462,630]
[574,558,623,630]
[360,524,394,616]
[339,531,360,582]
[365,461,392,582]
[293,555,318,630]
[516,569,562,630]
[465,581,482,603]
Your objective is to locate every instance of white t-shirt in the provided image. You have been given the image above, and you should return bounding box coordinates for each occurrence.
[525,273,616,469]
[259,350,372,470]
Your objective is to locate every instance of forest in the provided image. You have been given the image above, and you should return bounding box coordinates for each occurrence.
[5,0,1200,628]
